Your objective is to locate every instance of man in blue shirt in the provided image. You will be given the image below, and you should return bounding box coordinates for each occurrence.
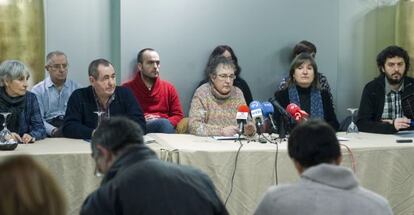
[32,51,81,137]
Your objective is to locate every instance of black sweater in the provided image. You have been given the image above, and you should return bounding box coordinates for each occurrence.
[81,144,228,215]
[62,86,146,139]
[273,85,339,131]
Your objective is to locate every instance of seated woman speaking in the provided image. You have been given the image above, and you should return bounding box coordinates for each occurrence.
[274,53,339,130]
[189,56,254,136]
[0,60,46,143]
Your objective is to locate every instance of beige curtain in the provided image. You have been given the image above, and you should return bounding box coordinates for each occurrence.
[0,0,45,86]
[396,0,414,76]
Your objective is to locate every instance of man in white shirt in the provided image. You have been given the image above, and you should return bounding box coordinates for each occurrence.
[32,51,81,137]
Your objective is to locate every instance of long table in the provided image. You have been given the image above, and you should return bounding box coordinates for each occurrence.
[1,133,414,215]
[148,132,414,215]
[0,137,165,215]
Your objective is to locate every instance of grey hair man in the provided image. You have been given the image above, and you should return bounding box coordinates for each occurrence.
[80,116,228,215]
[31,51,81,137]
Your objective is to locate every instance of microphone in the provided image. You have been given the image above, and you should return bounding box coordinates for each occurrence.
[268,97,292,138]
[249,101,264,134]
[286,103,309,122]
[262,101,278,133]
[269,97,291,118]
[236,105,249,135]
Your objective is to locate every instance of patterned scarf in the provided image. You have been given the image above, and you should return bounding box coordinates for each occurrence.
[0,87,26,133]
[288,86,324,119]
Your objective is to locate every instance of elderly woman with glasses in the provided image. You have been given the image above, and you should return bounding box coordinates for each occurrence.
[189,56,254,137]
[195,45,253,105]
[0,60,46,143]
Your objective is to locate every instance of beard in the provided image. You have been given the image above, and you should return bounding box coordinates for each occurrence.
[385,71,405,85]
[141,70,158,80]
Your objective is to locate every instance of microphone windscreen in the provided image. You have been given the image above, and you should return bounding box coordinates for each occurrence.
[236,105,250,121]
[237,104,250,113]
[286,103,301,116]
[261,101,274,118]
[249,101,264,120]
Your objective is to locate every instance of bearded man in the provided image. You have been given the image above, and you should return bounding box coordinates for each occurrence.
[357,45,413,134]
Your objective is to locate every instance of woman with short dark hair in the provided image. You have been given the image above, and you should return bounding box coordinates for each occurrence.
[274,53,339,130]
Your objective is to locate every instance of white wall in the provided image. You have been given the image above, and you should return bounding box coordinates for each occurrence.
[45,0,112,87]
[120,0,339,114]
[46,0,399,120]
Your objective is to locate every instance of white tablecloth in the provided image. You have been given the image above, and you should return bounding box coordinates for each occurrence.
[2,133,414,215]
[148,132,414,215]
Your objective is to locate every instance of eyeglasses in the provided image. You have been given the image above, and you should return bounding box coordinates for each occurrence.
[49,64,68,70]
[216,74,236,81]
[94,165,103,177]
[91,152,104,177]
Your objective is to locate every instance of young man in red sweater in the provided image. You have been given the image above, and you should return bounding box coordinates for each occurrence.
[123,48,184,133]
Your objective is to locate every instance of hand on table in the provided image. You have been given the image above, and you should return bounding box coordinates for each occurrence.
[221,126,238,136]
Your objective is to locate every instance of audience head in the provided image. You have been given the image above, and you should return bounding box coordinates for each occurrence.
[0,155,66,215]
[292,40,317,60]
[206,45,241,77]
[91,116,144,174]
[376,45,410,85]
[288,52,319,89]
[45,51,68,85]
[205,56,236,95]
[136,48,160,80]
[288,119,341,173]
[88,58,116,99]
[0,60,30,97]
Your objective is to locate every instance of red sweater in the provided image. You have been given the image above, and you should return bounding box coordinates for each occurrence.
[122,72,184,127]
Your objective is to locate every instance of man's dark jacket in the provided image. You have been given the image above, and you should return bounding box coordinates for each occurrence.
[357,74,414,134]
[80,144,228,215]
[62,86,146,139]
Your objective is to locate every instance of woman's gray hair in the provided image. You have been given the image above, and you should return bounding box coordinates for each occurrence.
[0,60,31,87]
[204,56,235,82]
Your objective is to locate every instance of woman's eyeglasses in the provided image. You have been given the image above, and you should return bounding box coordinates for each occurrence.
[216,74,236,81]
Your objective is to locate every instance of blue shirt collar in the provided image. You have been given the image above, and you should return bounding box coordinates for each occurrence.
[45,76,68,89]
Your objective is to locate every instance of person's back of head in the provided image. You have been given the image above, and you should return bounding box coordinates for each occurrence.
[92,116,144,155]
[292,40,317,60]
[288,119,341,171]
[0,155,66,215]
